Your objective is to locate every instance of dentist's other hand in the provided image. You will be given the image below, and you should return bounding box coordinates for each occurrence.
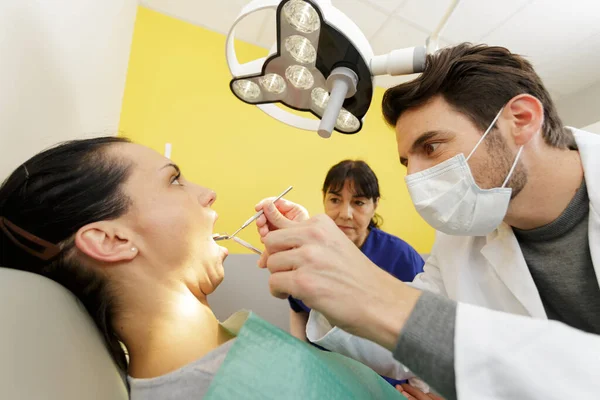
[255,198,309,267]
[397,384,445,400]
[255,197,309,237]
[261,213,421,350]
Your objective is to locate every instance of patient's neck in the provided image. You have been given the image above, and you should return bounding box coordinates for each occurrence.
[117,282,234,379]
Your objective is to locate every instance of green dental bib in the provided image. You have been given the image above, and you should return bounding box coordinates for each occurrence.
[205,311,404,399]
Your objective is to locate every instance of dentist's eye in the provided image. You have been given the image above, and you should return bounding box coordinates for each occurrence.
[424,143,440,155]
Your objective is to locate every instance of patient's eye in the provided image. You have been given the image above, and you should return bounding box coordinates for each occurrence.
[171,172,183,186]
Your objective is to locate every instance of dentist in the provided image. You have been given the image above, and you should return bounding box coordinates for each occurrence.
[255,44,600,400]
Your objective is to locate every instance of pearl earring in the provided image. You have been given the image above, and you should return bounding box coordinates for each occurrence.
[131,247,137,252]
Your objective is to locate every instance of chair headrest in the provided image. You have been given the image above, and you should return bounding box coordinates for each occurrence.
[0,267,128,399]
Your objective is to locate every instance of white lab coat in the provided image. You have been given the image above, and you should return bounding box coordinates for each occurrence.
[307,128,600,399]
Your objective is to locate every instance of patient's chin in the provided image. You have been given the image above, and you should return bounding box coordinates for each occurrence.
[205,261,225,294]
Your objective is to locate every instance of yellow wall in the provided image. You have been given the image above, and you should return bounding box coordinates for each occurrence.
[119,7,435,254]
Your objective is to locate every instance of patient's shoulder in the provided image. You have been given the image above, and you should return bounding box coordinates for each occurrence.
[128,339,236,400]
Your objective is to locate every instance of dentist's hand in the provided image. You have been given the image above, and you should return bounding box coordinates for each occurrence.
[260,212,422,351]
[255,198,309,267]
[397,384,444,400]
[254,197,309,237]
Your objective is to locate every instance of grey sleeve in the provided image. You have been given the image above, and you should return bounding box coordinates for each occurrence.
[393,291,458,400]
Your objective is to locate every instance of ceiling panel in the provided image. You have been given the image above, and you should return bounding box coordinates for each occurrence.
[360,0,407,14]
[234,8,271,47]
[395,0,453,32]
[141,0,247,37]
[441,0,530,43]
[369,16,429,55]
[482,0,600,66]
[255,9,277,48]
[139,0,600,100]
[535,30,600,96]
[333,0,389,39]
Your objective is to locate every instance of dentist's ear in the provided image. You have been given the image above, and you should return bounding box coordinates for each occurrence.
[75,222,138,264]
[505,94,545,146]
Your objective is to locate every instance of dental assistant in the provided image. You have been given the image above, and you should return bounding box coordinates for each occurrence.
[287,160,424,388]
[289,160,423,341]
[255,44,600,400]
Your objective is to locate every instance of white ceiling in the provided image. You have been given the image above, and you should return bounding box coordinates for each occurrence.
[140,0,600,100]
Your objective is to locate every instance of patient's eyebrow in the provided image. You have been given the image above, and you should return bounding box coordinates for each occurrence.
[160,163,180,174]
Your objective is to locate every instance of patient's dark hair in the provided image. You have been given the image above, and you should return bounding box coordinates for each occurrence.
[0,137,132,372]
[322,160,383,229]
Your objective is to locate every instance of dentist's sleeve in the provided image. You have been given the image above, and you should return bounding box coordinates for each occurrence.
[306,310,416,380]
[305,252,448,382]
[453,302,600,399]
[393,294,600,400]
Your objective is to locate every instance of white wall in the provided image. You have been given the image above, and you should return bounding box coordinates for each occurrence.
[212,255,291,331]
[583,121,600,134]
[0,0,138,179]
[556,80,600,129]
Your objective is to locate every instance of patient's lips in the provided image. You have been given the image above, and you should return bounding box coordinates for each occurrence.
[212,233,229,241]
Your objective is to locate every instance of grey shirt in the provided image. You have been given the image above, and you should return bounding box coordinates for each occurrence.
[128,339,235,400]
[394,180,600,400]
[513,180,600,334]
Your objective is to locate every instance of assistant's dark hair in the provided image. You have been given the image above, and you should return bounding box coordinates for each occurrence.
[382,43,575,149]
[322,160,383,228]
[0,136,132,372]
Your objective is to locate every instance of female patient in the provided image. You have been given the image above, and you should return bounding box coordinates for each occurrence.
[0,137,401,399]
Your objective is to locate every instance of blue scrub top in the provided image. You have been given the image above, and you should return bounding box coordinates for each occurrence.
[288,227,425,387]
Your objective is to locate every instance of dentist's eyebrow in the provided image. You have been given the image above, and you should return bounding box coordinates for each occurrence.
[400,130,452,166]
[410,130,446,153]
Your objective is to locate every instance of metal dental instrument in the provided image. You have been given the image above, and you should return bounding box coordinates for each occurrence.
[228,186,293,239]
[212,233,263,255]
[231,236,263,255]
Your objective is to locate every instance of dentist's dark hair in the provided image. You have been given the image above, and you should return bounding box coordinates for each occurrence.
[0,136,132,372]
[322,160,383,229]
[382,43,575,149]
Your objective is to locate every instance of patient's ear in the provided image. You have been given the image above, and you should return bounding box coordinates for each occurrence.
[75,222,137,264]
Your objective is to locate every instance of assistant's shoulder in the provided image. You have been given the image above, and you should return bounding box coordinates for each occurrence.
[370,228,417,252]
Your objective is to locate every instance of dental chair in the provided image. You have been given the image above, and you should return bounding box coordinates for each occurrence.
[0,267,128,399]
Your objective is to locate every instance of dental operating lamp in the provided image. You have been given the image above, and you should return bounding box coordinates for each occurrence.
[226,0,460,138]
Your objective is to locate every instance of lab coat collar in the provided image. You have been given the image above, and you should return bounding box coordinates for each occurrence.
[481,128,600,318]
[572,128,600,290]
[481,224,546,318]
